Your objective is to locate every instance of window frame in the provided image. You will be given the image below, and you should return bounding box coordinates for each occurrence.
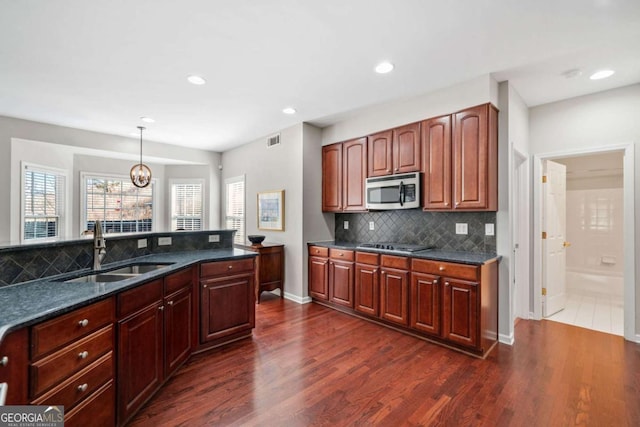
[20,162,68,243]
[169,179,205,231]
[224,175,246,245]
[80,171,157,236]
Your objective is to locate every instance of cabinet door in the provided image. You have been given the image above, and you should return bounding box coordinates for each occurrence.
[322,143,343,212]
[442,278,479,349]
[342,137,367,211]
[453,104,495,210]
[200,274,254,342]
[329,260,354,308]
[308,256,329,300]
[164,286,192,377]
[0,328,28,405]
[393,122,421,173]
[410,272,440,335]
[117,302,163,425]
[380,267,409,326]
[354,263,379,316]
[422,115,452,210]
[368,130,393,177]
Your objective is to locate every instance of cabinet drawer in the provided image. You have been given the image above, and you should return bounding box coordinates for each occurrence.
[381,255,410,270]
[308,246,329,257]
[200,258,254,278]
[164,267,193,295]
[355,251,379,265]
[411,259,479,281]
[329,248,354,261]
[31,352,113,410]
[31,298,114,359]
[117,279,163,318]
[31,325,113,397]
[64,380,115,427]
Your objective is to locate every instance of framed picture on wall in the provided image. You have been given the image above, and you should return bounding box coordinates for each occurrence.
[257,190,285,231]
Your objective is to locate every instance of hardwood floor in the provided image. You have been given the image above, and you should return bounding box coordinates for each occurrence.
[129,293,640,426]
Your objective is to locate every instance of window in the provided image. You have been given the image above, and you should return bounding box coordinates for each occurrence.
[22,163,66,242]
[82,173,154,234]
[171,181,204,231]
[225,175,245,245]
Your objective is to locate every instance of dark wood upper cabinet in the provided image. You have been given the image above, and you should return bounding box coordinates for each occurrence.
[392,122,421,174]
[367,130,393,177]
[422,115,452,210]
[342,137,367,211]
[321,143,342,212]
[452,104,498,211]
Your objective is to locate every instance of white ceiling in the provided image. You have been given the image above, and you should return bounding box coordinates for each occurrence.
[1,0,639,152]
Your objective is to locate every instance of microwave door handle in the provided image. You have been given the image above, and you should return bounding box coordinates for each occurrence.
[399,181,404,206]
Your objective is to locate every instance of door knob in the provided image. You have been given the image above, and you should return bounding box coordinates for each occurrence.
[563,241,571,248]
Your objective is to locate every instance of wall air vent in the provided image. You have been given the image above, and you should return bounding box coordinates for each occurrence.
[267,134,281,148]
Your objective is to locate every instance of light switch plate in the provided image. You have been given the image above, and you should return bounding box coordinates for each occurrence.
[137,239,147,249]
[343,221,349,230]
[158,237,172,246]
[455,223,468,235]
[369,221,375,231]
[208,234,220,243]
[485,223,495,236]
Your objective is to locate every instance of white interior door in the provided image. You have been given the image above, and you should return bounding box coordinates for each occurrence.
[543,160,567,317]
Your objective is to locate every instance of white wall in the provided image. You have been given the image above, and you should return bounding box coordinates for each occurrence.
[221,124,306,300]
[321,74,497,145]
[1,115,222,244]
[530,83,640,337]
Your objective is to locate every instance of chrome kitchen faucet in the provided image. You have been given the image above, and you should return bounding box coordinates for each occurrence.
[93,219,107,270]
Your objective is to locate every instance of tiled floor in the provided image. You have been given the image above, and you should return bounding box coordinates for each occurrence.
[547,289,624,336]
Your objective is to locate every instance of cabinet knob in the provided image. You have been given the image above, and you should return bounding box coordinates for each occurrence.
[78,319,89,328]
[158,306,165,311]
[445,203,449,206]
[432,279,438,284]
[228,265,233,269]
[439,266,445,271]
[203,284,207,288]
[395,168,399,171]
[0,356,8,367]
[381,271,386,275]
[445,281,450,287]
[339,253,343,257]
[77,383,88,393]
[78,351,89,359]
[315,250,319,254]
[167,300,174,306]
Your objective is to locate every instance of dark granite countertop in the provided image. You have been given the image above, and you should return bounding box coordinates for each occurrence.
[0,248,257,342]
[308,241,499,265]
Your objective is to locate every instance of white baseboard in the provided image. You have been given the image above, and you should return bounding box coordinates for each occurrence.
[283,292,312,304]
[499,332,514,345]
[634,334,640,344]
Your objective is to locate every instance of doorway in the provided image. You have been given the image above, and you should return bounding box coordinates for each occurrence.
[533,144,636,340]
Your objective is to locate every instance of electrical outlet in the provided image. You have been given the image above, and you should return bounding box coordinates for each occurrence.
[455,223,468,235]
[485,223,495,236]
[208,234,220,243]
[158,237,172,246]
[137,238,147,249]
[343,220,349,230]
[369,221,375,231]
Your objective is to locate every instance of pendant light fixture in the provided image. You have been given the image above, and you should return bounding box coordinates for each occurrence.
[130,126,152,188]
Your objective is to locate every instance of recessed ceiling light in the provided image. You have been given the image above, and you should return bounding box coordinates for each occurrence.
[282,107,296,115]
[140,116,155,123]
[187,75,206,85]
[589,69,615,80]
[375,61,394,74]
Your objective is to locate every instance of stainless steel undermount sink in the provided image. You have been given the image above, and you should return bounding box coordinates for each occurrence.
[62,263,174,283]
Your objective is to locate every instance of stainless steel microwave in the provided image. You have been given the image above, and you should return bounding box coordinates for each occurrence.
[365,172,421,210]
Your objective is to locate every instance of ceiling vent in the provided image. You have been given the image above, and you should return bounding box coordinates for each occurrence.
[266,134,281,148]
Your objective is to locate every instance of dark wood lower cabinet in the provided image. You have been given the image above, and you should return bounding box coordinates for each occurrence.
[379,267,409,326]
[0,328,28,404]
[65,380,115,427]
[442,278,479,348]
[354,263,379,316]
[200,274,254,342]
[117,301,164,425]
[308,255,329,300]
[164,286,192,376]
[410,272,441,335]
[329,260,354,308]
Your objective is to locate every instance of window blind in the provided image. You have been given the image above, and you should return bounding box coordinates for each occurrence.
[225,177,245,244]
[171,183,203,231]
[23,167,65,240]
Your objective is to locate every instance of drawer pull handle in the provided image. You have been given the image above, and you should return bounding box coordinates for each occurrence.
[439,266,445,271]
[78,351,89,360]
[167,300,174,306]
[78,319,89,327]
[315,250,319,254]
[228,265,233,269]
[77,383,88,393]
[0,356,8,367]
[339,253,343,256]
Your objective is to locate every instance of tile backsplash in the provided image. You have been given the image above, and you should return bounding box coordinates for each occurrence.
[335,209,496,253]
[0,230,236,287]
